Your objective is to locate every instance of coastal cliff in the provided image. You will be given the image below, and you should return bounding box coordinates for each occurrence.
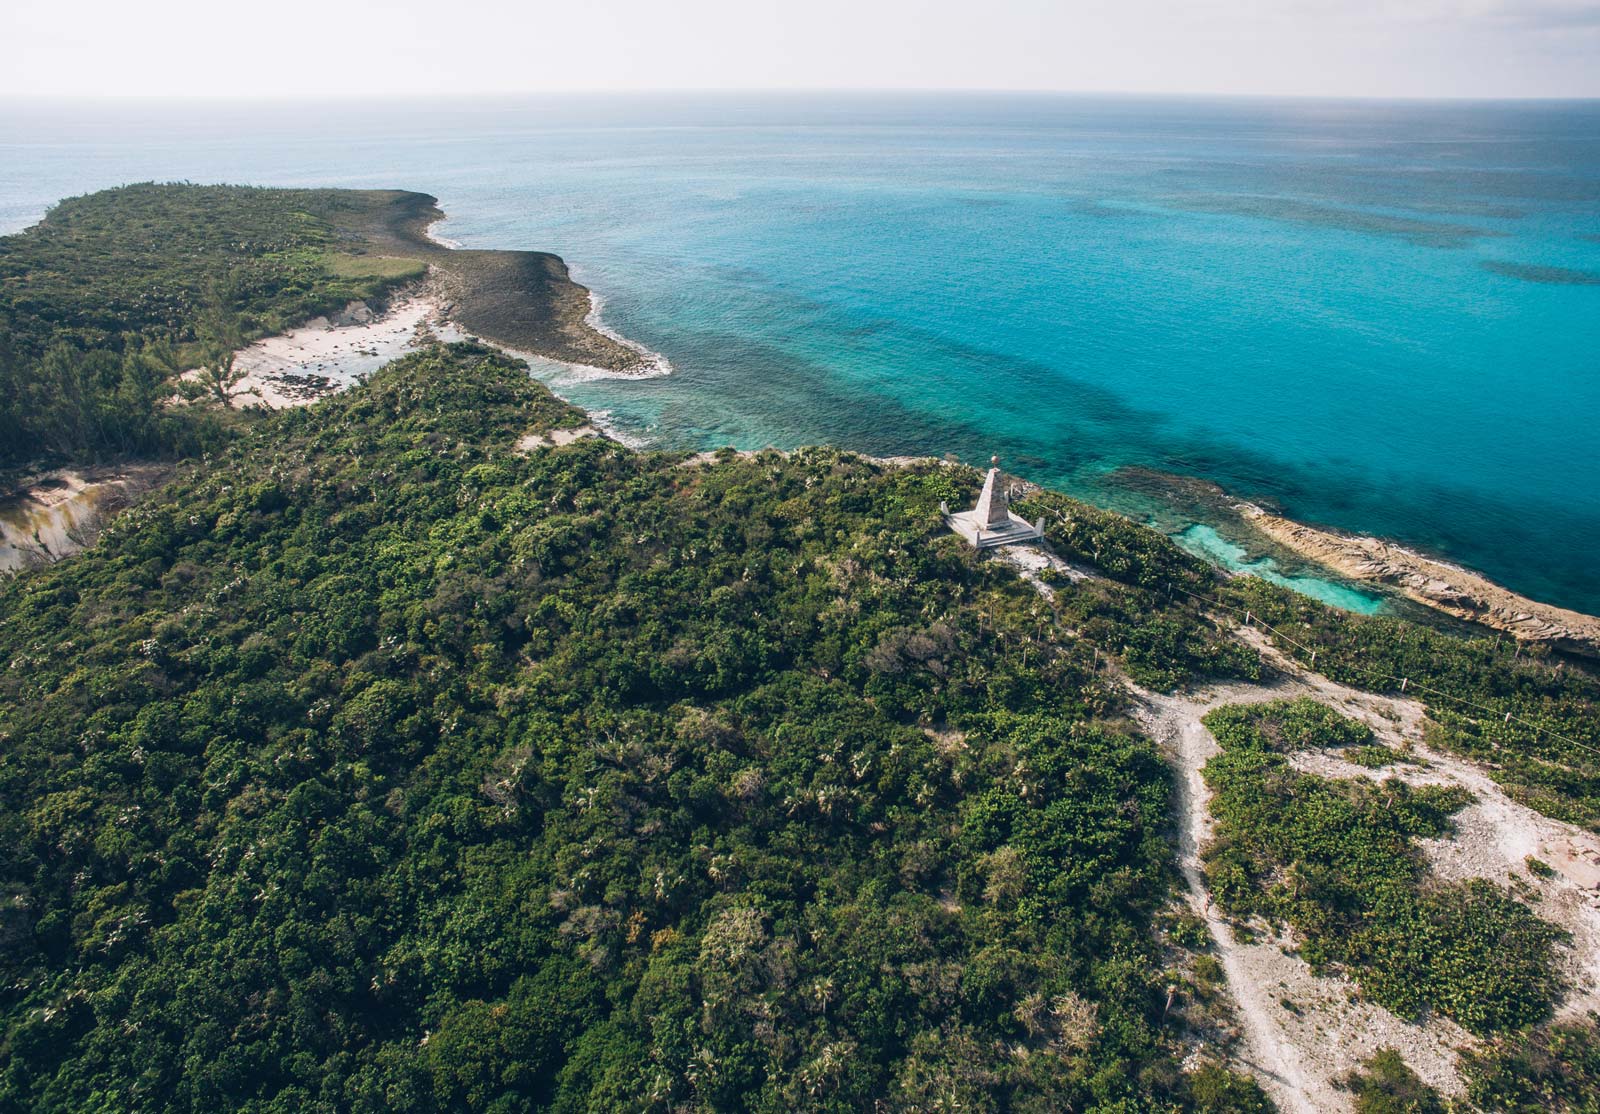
[0,465,171,573]
[3,182,1600,1109]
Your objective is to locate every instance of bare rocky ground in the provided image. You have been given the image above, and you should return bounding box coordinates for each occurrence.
[990,540,1096,598]
[374,193,665,376]
[0,464,173,574]
[1132,671,1472,1112]
[996,543,1600,1112]
[1241,503,1600,658]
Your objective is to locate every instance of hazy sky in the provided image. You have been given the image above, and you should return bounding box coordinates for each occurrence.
[5,0,1600,100]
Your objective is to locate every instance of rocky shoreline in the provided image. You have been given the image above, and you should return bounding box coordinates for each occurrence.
[1101,466,1600,656]
[1241,504,1600,658]
[195,193,667,412]
[348,191,657,374]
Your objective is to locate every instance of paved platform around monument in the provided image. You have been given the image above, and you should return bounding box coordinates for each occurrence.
[945,509,1045,549]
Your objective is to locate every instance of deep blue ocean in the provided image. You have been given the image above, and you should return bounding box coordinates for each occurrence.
[3,94,1598,613]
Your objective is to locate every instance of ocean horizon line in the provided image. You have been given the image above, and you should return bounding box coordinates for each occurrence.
[6,89,1600,107]
[5,95,1596,615]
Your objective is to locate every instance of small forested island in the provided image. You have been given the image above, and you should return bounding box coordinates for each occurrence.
[1,185,1598,1113]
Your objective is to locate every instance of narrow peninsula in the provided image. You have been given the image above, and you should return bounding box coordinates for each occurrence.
[1241,504,1600,658]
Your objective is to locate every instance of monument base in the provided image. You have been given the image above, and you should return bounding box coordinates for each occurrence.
[945,510,1045,550]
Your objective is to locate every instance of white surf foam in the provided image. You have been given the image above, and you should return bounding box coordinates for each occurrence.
[424,218,462,250]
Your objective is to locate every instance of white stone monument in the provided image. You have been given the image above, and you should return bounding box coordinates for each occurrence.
[944,457,1045,549]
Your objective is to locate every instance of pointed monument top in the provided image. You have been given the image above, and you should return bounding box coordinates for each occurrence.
[972,461,1010,528]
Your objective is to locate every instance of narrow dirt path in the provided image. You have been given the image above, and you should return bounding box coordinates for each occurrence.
[1132,680,1323,1109]
[1131,677,1471,1113]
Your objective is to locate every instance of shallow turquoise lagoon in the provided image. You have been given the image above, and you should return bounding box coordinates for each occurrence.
[1173,525,1385,614]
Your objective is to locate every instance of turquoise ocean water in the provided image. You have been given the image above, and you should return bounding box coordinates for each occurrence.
[3,95,1598,613]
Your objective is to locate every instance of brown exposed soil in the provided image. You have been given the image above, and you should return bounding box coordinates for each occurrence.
[0,464,174,574]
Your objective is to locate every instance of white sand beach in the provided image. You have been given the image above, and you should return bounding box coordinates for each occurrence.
[224,293,466,409]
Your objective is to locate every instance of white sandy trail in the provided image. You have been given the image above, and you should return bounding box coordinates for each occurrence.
[1131,675,1471,1114]
[1135,627,1600,1112]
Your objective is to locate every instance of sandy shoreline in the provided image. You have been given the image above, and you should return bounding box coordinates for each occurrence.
[155,288,1600,658]
[224,291,466,409]
[423,217,462,250]
[217,280,668,415]
[197,278,663,462]
[416,211,672,380]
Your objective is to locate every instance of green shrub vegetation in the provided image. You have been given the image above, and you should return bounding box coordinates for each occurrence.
[1200,698,1563,1036]
[7,181,1600,1110]
[1222,578,1600,830]
[1343,744,1404,769]
[1184,1063,1275,1113]
[1459,1019,1600,1113]
[1339,1049,1444,1114]
[1008,496,1266,692]
[0,342,1280,1113]
[1526,856,1556,879]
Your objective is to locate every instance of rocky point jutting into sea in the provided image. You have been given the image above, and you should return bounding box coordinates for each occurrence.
[3,157,1600,1113]
[329,189,660,375]
[11,183,1600,668]
[1239,505,1600,658]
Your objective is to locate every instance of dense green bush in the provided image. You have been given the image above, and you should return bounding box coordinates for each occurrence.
[1003,495,1266,691]
[1339,1049,1443,1114]
[0,184,425,468]
[1459,1019,1600,1113]
[0,343,1251,1112]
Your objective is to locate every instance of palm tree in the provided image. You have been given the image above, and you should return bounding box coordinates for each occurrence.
[196,307,246,407]
[181,282,247,408]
